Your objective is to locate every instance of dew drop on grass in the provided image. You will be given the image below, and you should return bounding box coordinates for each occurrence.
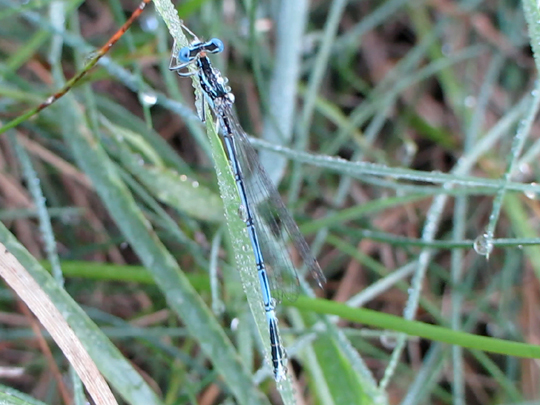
[140,12,158,32]
[473,233,493,256]
[519,162,532,176]
[83,50,99,65]
[525,182,539,199]
[139,91,157,107]
[380,333,398,349]
[441,43,452,56]
[464,96,476,108]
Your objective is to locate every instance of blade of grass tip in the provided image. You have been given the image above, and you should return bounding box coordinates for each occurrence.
[259,0,309,184]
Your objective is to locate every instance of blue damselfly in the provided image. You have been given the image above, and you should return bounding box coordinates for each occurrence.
[169,27,325,381]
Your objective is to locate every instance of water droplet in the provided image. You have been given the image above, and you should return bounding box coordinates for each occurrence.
[60,212,74,224]
[441,43,451,56]
[519,163,532,175]
[473,233,493,256]
[140,92,157,107]
[230,317,239,331]
[404,140,417,157]
[380,333,398,349]
[83,51,99,65]
[133,154,146,166]
[525,182,539,199]
[191,181,199,188]
[140,13,158,32]
[464,96,476,108]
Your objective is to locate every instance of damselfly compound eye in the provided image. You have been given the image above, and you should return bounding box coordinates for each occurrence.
[178,47,192,62]
[207,38,224,54]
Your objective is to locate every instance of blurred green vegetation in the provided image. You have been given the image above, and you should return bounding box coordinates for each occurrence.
[1,0,540,404]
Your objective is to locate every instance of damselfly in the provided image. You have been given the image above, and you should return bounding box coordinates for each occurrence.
[169,26,325,381]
